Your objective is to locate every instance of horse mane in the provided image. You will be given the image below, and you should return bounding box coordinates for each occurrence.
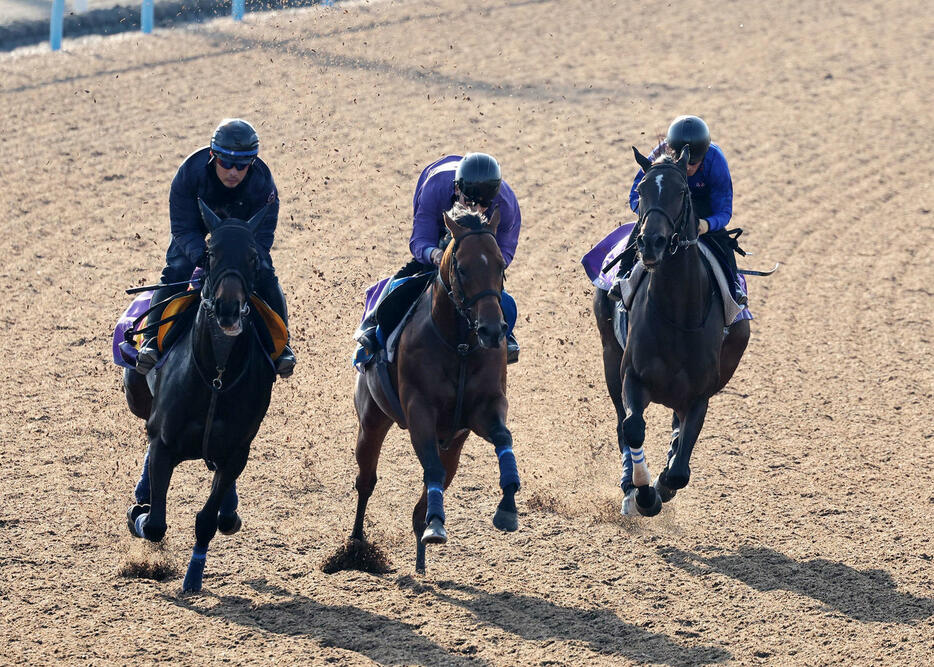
[652,154,676,167]
[446,203,488,231]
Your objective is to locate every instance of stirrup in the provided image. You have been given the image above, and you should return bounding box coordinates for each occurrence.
[506,337,520,365]
[356,326,380,355]
[276,346,296,378]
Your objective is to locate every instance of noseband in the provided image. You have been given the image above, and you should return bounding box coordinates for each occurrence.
[200,266,252,323]
[445,229,504,331]
[638,166,698,257]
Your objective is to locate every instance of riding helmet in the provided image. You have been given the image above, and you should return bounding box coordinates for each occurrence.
[210,118,260,165]
[666,115,710,165]
[455,153,502,207]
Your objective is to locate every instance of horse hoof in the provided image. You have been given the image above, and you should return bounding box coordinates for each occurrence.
[126,504,150,537]
[217,512,242,535]
[635,485,662,517]
[421,518,448,545]
[493,508,519,532]
[653,475,678,503]
[621,488,637,516]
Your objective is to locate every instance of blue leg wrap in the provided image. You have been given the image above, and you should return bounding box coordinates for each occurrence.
[620,445,634,491]
[183,545,208,592]
[219,483,239,516]
[426,485,445,524]
[134,447,151,504]
[496,446,521,490]
[133,512,149,539]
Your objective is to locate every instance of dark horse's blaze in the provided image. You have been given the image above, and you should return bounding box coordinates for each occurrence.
[349,207,521,574]
[123,200,276,592]
[594,146,749,517]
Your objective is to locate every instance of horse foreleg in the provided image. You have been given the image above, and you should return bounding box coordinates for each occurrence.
[351,395,393,543]
[183,459,246,593]
[660,397,708,491]
[476,412,520,532]
[621,371,661,517]
[654,412,682,503]
[408,407,447,567]
[129,441,174,542]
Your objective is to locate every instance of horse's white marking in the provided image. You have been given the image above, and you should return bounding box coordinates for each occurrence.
[655,172,665,199]
[480,253,489,268]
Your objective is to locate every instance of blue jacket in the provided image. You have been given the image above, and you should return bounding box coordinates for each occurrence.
[628,142,733,231]
[168,147,279,269]
[409,155,521,267]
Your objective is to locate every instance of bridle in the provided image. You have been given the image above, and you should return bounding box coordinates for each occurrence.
[637,164,698,258]
[444,228,504,332]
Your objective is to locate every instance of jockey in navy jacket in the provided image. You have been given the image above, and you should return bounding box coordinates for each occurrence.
[168,147,279,272]
[629,141,733,230]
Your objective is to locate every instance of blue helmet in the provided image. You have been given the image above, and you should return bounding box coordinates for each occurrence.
[666,115,710,165]
[455,153,502,207]
[210,118,259,165]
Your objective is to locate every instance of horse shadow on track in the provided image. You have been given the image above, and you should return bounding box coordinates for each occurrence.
[162,579,484,666]
[659,546,934,624]
[397,577,731,666]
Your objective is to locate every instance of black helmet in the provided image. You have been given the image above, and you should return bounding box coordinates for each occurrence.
[455,153,502,207]
[210,118,259,165]
[666,115,710,165]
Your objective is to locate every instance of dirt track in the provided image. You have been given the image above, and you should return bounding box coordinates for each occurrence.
[2,0,933,663]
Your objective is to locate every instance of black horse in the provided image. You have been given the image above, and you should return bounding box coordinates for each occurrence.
[594,146,749,516]
[350,207,520,573]
[123,201,277,592]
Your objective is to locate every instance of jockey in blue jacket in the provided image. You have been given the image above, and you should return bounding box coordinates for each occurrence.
[623,115,745,304]
[135,118,296,377]
[356,152,522,363]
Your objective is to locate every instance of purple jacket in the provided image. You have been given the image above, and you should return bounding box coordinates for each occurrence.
[409,155,521,266]
[628,142,733,231]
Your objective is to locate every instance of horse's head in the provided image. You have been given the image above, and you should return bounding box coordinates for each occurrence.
[632,145,698,269]
[198,199,264,336]
[441,205,507,350]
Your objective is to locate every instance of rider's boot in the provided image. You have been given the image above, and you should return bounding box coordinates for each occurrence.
[260,277,297,379]
[506,333,520,364]
[135,337,160,375]
[355,311,380,355]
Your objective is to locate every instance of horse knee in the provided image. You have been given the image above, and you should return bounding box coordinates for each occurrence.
[622,414,646,448]
[355,474,377,496]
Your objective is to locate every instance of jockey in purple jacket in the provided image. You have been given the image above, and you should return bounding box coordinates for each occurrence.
[356,152,522,363]
[622,115,746,304]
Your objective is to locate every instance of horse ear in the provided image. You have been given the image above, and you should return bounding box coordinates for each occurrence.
[487,208,501,235]
[443,210,465,237]
[632,146,653,173]
[198,199,222,231]
[677,145,691,169]
[245,205,268,234]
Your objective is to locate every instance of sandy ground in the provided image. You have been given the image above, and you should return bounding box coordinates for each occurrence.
[1,0,932,663]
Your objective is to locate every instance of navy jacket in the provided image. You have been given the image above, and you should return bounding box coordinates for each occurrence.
[629,142,733,231]
[168,147,279,269]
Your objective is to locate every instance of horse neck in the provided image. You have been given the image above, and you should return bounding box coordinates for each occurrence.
[648,246,710,327]
[192,304,248,373]
[431,275,467,343]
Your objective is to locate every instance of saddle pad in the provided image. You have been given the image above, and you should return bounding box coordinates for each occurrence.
[249,295,288,360]
[158,293,198,351]
[581,222,637,290]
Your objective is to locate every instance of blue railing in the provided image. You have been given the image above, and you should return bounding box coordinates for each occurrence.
[48,0,333,51]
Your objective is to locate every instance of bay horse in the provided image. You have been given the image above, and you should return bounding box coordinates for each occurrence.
[351,206,521,573]
[123,201,277,592]
[593,146,749,516]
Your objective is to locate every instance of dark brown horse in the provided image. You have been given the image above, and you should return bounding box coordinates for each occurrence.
[594,146,749,516]
[351,206,520,573]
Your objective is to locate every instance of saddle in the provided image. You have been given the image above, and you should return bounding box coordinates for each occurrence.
[113,291,289,370]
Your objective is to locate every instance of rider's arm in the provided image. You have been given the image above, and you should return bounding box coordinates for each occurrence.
[409,178,451,265]
[495,183,521,267]
[251,170,279,259]
[168,164,208,266]
[702,148,733,232]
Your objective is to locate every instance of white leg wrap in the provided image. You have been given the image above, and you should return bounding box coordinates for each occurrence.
[630,447,651,487]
